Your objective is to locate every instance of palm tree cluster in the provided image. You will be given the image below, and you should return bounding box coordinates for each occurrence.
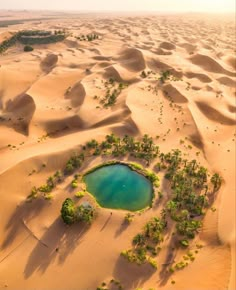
[18,30,66,45]
[0,33,18,54]
[27,170,63,200]
[29,133,221,203]
[156,149,219,241]
[19,30,52,37]
[121,217,166,267]
[85,133,159,165]
[77,34,99,41]
[64,153,85,174]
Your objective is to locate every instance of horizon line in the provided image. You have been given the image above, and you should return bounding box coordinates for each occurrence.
[0,9,235,14]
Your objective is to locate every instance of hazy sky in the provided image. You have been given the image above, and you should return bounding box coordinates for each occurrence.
[0,0,235,12]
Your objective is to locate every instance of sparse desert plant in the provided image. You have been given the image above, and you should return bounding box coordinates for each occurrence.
[140,71,147,78]
[159,70,171,83]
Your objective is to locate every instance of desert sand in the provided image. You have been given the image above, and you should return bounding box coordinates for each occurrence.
[0,11,235,290]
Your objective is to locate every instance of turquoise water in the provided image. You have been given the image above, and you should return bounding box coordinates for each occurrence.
[84,164,153,211]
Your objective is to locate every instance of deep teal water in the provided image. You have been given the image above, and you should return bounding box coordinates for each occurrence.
[84,164,153,211]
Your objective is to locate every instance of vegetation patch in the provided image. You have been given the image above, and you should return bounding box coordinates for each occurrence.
[77,34,99,41]
[0,29,67,54]
[61,198,95,225]
[94,78,128,108]
[27,133,222,281]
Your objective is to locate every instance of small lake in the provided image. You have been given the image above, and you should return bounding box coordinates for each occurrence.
[84,164,153,211]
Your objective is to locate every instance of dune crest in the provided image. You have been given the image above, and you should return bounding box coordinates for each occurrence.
[190,54,236,76]
[114,47,146,72]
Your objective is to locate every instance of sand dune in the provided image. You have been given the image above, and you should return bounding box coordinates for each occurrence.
[217,76,236,87]
[114,48,146,72]
[40,53,58,73]
[4,93,36,135]
[65,81,86,107]
[196,101,236,125]
[223,55,236,70]
[0,12,235,290]
[190,53,236,76]
[159,41,176,50]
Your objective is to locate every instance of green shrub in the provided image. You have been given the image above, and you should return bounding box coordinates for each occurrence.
[148,257,157,269]
[61,199,95,225]
[179,239,189,247]
[76,203,95,224]
[71,180,78,188]
[129,162,143,171]
[24,45,33,52]
[61,198,76,225]
[75,191,85,198]
[38,184,53,193]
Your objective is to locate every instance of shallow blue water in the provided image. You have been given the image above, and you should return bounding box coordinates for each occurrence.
[84,164,153,211]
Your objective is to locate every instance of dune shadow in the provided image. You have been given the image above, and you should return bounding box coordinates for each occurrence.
[1,198,49,250]
[24,217,89,278]
[4,93,36,136]
[113,256,155,289]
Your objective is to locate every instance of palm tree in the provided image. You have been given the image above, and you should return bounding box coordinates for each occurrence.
[203,184,208,195]
[166,200,178,220]
[159,153,165,163]
[133,233,146,247]
[211,173,222,191]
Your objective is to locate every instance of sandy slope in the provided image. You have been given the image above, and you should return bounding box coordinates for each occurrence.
[0,12,235,290]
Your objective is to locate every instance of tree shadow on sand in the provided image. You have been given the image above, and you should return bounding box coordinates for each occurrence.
[158,237,178,287]
[24,217,89,278]
[114,221,129,238]
[113,256,156,289]
[1,198,49,250]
